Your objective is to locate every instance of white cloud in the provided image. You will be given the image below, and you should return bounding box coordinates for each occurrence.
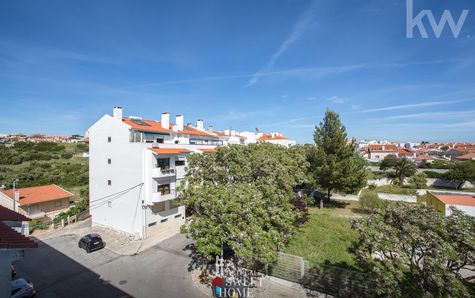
[246,2,318,87]
[326,96,347,104]
[359,98,475,113]
[385,110,475,120]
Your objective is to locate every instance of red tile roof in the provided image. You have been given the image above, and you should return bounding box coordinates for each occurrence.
[368,144,398,151]
[434,194,475,207]
[456,153,475,160]
[149,148,192,155]
[198,148,217,153]
[123,118,173,133]
[398,148,414,155]
[124,118,217,138]
[0,205,31,221]
[180,125,217,137]
[1,184,73,206]
[0,222,37,249]
[257,134,288,141]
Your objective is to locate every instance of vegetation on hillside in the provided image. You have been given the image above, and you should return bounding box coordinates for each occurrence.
[0,142,88,188]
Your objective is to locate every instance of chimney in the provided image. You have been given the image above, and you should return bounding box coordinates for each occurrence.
[176,115,184,131]
[382,145,385,150]
[224,129,230,136]
[113,106,123,120]
[196,119,204,131]
[161,112,170,129]
[231,130,236,136]
[208,125,213,133]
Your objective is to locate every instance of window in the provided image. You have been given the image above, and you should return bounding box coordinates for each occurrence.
[107,201,112,207]
[175,140,179,144]
[175,160,185,166]
[108,158,111,164]
[170,198,181,209]
[108,136,111,142]
[157,184,171,195]
[160,218,168,223]
[148,222,157,227]
[156,138,164,143]
[151,201,166,213]
[157,158,170,169]
[54,200,62,208]
[108,180,112,186]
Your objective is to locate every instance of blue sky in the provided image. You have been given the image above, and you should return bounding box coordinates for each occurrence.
[0,0,474,143]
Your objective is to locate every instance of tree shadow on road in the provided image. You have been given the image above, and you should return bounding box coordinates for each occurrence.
[13,239,131,298]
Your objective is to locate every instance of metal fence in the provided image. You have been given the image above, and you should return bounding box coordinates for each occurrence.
[262,252,371,297]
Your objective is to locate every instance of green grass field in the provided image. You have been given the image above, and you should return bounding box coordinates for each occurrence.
[284,207,358,268]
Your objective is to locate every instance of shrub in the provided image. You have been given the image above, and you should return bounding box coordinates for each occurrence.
[360,192,386,210]
[409,172,427,189]
[424,171,444,179]
[61,152,73,159]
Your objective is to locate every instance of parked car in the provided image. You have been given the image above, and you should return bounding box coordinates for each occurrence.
[11,278,35,298]
[78,233,104,253]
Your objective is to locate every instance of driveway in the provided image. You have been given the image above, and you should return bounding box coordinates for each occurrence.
[13,233,208,298]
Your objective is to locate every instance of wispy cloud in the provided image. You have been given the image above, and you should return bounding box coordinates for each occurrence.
[246,1,318,87]
[358,98,475,113]
[384,110,475,120]
[326,95,347,104]
[128,64,364,88]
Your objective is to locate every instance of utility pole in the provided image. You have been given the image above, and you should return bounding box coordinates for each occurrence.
[12,179,19,212]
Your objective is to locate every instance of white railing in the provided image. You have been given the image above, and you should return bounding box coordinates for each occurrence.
[152,167,176,178]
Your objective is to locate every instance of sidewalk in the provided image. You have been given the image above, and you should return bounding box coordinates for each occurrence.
[190,268,331,298]
[36,217,180,256]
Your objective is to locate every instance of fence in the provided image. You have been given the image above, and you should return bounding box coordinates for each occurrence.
[263,252,371,297]
[30,208,91,232]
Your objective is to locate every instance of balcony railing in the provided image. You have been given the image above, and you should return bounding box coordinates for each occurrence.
[152,167,176,179]
[151,190,176,203]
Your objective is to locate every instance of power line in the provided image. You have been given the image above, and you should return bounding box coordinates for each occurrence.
[88,183,144,211]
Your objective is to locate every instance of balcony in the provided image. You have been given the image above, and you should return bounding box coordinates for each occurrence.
[151,190,176,203]
[152,167,176,179]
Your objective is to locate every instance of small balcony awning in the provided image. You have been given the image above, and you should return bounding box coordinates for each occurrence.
[149,148,192,155]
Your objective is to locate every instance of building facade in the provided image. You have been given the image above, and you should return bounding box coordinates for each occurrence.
[88,107,296,239]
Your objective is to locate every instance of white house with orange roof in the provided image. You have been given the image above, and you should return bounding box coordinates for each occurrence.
[426,192,475,217]
[88,107,296,239]
[0,184,73,220]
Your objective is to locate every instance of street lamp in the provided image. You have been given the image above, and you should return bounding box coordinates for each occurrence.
[12,179,19,212]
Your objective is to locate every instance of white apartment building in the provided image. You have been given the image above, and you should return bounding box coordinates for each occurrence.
[88,107,295,239]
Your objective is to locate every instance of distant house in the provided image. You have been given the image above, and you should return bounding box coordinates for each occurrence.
[456,153,475,161]
[446,148,465,160]
[426,192,475,217]
[366,144,398,161]
[397,148,416,159]
[0,184,73,221]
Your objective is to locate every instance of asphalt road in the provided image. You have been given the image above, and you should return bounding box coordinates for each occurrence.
[13,233,209,298]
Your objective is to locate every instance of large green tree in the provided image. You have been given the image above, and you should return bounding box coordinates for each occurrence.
[312,109,367,207]
[351,203,475,297]
[445,161,475,189]
[179,143,309,264]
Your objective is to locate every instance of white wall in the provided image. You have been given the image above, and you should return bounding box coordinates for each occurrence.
[88,115,146,238]
[446,204,475,217]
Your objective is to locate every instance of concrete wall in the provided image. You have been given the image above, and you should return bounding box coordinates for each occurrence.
[377,193,417,203]
[446,204,475,217]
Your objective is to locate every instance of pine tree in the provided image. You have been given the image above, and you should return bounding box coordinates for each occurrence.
[312,109,367,208]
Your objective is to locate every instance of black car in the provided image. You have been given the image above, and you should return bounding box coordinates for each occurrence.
[78,234,104,253]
